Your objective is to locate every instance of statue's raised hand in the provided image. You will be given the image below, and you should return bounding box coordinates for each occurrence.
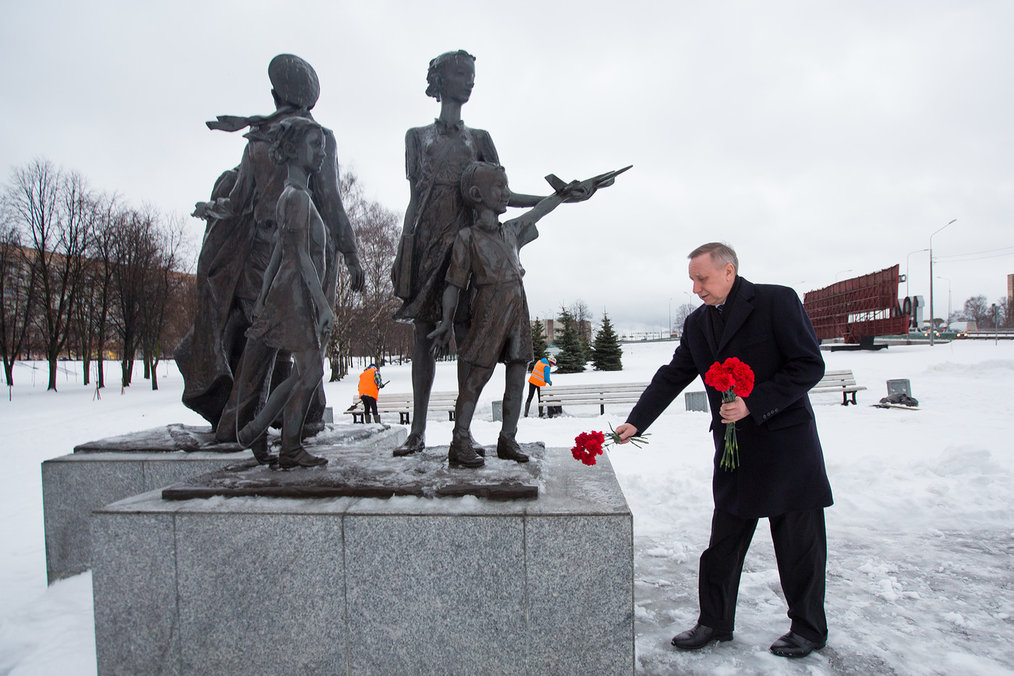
[545,165,632,203]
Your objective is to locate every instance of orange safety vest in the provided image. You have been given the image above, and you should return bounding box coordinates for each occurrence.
[528,359,550,387]
[358,367,379,399]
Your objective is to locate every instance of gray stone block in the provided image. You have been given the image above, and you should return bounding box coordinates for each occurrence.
[92,504,181,676]
[43,452,249,583]
[42,423,406,584]
[91,447,634,674]
[526,515,633,674]
[887,378,912,397]
[345,514,526,674]
[175,511,347,674]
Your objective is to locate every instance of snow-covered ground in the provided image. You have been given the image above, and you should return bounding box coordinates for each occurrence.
[1,340,1013,675]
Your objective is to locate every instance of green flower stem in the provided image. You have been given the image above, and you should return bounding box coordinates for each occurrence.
[719,388,739,471]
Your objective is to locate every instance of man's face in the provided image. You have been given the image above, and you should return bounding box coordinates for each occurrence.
[441,58,475,104]
[689,253,736,306]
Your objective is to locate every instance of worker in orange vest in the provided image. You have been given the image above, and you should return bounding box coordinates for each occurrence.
[358,364,386,423]
[524,355,556,417]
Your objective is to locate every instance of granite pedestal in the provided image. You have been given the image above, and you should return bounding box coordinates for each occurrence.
[42,423,405,583]
[91,446,633,675]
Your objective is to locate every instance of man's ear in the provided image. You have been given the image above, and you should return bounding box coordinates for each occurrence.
[467,185,483,204]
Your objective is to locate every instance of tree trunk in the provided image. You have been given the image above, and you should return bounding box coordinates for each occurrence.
[96,354,105,389]
[47,351,58,391]
[3,360,13,387]
[121,351,135,388]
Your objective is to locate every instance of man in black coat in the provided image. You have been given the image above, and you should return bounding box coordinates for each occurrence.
[615,242,833,659]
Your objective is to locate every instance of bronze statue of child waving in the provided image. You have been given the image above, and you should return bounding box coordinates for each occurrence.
[429,161,607,468]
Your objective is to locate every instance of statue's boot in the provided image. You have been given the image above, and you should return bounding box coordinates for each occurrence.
[448,432,484,468]
[276,444,327,470]
[249,435,278,466]
[393,431,425,457]
[496,433,529,463]
[469,432,486,457]
[236,377,297,453]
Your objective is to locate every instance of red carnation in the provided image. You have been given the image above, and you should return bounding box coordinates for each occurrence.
[703,357,756,471]
[571,425,649,466]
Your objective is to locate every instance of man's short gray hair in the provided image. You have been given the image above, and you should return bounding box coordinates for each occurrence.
[688,242,738,272]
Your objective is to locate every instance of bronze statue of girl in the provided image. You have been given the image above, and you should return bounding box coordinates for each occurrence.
[234,116,334,469]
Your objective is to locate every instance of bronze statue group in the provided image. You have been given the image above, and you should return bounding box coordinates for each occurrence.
[176,51,833,660]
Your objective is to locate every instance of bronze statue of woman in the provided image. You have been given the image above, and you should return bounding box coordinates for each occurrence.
[392,50,588,457]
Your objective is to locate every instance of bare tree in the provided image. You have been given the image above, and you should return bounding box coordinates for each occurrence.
[961,295,990,327]
[0,218,37,386]
[69,195,116,386]
[137,213,187,390]
[7,160,94,391]
[354,200,403,365]
[110,208,158,388]
[87,197,120,389]
[672,302,697,334]
[327,169,407,379]
[569,299,594,352]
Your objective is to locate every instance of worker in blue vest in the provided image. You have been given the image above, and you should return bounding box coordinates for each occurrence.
[524,355,556,417]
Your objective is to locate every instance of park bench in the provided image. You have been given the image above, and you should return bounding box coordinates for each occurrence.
[809,369,867,405]
[537,382,649,417]
[345,391,458,424]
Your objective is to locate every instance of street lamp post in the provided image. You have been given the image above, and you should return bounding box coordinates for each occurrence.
[929,219,957,346]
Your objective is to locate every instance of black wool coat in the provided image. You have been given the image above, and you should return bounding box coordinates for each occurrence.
[626,277,833,518]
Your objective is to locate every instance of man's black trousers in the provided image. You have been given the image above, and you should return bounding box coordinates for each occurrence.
[697,507,828,643]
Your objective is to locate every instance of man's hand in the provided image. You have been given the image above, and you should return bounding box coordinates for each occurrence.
[613,423,639,444]
[345,254,365,292]
[720,397,750,424]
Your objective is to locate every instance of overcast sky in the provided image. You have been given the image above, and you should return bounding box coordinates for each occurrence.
[3,0,1012,331]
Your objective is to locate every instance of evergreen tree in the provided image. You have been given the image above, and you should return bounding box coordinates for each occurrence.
[591,313,623,371]
[554,307,586,373]
[531,319,548,361]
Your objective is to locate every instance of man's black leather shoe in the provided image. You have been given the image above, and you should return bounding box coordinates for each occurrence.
[769,631,826,658]
[671,624,733,650]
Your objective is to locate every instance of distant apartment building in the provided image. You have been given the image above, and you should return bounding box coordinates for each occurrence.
[535,318,591,345]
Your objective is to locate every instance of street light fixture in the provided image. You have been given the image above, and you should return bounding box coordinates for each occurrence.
[929,219,957,346]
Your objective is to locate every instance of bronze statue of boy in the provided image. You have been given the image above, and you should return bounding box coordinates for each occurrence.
[429,161,604,467]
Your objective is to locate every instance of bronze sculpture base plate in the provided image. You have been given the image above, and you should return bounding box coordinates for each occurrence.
[161,441,543,501]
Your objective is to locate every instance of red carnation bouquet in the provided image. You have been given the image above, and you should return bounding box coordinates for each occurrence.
[703,357,755,471]
[571,424,649,466]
